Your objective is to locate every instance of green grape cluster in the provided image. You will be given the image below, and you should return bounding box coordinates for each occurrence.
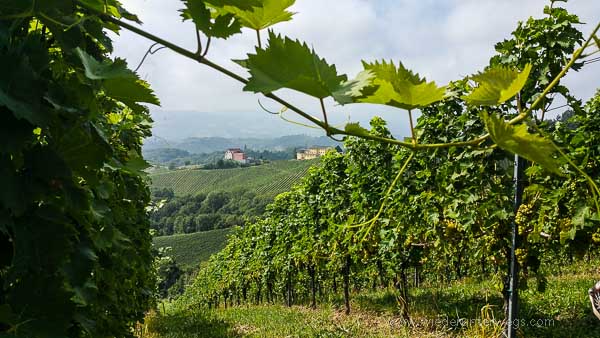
[443,219,459,238]
[403,234,415,247]
[558,218,572,231]
[515,248,528,266]
[515,203,533,226]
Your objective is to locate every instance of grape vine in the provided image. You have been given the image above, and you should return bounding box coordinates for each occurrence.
[1,0,600,336]
[1,1,159,337]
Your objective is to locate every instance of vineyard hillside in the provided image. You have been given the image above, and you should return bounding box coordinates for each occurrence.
[153,228,232,269]
[150,159,318,197]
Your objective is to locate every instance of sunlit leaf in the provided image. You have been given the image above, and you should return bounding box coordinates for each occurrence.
[463,64,532,106]
[204,0,260,10]
[224,0,295,31]
[480,111,562,174]
[359,60,446,110]
[344,122,371,137]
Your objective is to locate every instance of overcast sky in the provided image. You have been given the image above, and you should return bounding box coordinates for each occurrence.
[112,0,600,139]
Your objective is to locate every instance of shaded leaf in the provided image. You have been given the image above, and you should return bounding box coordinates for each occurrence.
[123,150,150,175]
[0,304,16,326]
[463,64,532,106]
[0,155,25,214]
[0,51,50,125]
[480,111,562,174]
[76,48,136,80]
[76,49,159,105]
[0,0,33,17]
[104,78,160,106]
[332,70,374,105]
[240,31,347,99]
[0,90,49,126]
[572,206,591,228]
[180,0,241,39]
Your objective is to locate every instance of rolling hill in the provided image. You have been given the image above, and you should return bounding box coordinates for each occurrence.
[150,159,318,197]
[153,228,232,269]
[144,134,339,154]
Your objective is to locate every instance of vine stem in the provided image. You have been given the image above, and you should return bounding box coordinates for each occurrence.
[278,110,322,130]
[195,29,202,55]
[344,151,415,232]
[202,37,211,57]
[78,1,600,153]
[319,98,330,135]
[408,109,416,145]
[256,29,262,48]
[359,151,415,241]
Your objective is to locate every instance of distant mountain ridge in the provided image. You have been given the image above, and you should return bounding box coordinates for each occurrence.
[144,134,340,154]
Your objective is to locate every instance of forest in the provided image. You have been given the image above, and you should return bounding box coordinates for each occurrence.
[149,188,269,235]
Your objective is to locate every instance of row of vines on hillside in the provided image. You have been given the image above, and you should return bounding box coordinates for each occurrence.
[1,0,599,336]
[177,2,600,321]
[150,159,315,197]
[183,86,600,317]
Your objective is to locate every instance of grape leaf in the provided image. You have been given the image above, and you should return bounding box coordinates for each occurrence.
[344,122,371,137]
[76,48,159,105]
[463,64,532,106]
[78,0,135,21]
[204,0,261,10]
[104,78,160,106]
[239,31,348,100]
[332,70,374,105]
[180,0,241,39]
[0,51,50,125]
[123,150,150,175]
[359,60,446,110]
[480,111,562,174]
[0,304,18,331]
[0,155,25,214]
[224,0,295,31]
[0,90,50,126]
[76,48,136,80]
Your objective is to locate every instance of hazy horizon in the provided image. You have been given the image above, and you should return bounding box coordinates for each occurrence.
[149,109,408,141]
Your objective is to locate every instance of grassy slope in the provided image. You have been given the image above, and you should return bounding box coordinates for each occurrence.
[150,160,317,197]
[153,228,231,269]
[143,260,600,338]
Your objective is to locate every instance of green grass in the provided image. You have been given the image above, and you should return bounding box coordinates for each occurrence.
[153,228,231,269]
[144,304,411,338]
[141,260,600,338]
[150,160,318,197]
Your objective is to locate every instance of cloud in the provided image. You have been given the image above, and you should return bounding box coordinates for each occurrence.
[111,0,600,139]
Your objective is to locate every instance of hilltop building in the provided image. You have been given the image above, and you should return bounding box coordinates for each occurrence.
[224,148,247,163]
[296,146,341,160]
